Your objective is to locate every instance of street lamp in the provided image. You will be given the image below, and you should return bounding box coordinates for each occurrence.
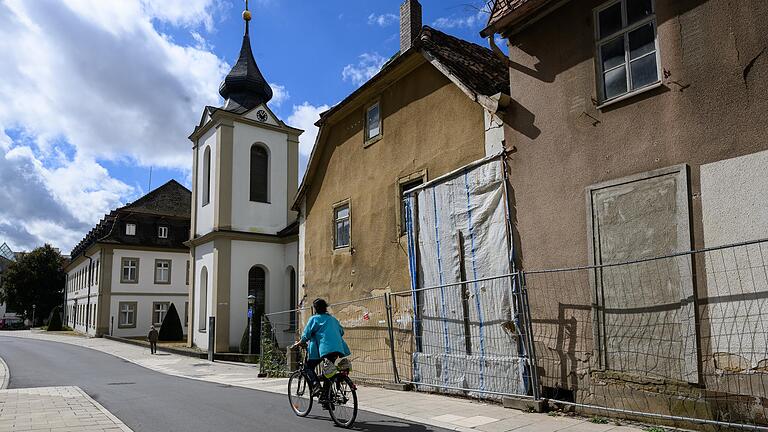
[247,294,256,356]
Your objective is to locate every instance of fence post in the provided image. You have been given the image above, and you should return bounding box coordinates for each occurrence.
[384,293,400,383]
[258,315,267,377]
[208,316,215,362]
[518,272,541,401]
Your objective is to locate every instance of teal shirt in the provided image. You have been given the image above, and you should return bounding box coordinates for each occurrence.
[301,313,351,360]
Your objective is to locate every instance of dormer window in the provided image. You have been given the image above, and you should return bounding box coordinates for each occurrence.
[158,226,169,239]
[126,223,137,236]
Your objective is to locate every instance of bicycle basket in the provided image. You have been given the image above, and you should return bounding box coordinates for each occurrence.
[337,357,352,372]
[322,359,338,378]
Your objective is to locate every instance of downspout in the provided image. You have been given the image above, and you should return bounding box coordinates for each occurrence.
[84,253,93,334]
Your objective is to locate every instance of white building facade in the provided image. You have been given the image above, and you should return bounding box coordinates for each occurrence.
[65,180,192,338]
[188,15,301,353]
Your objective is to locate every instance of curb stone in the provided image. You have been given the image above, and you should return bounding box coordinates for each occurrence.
[0,355,9,389]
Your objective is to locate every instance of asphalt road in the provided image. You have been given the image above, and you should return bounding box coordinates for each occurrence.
[0,336,450,432]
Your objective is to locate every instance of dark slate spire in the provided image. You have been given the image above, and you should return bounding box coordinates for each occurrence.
[219,0,273,113]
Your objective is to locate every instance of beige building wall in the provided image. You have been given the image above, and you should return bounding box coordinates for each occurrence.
[302,62,488,303]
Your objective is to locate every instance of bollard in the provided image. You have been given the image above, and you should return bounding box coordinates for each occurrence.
[208,317,215,362]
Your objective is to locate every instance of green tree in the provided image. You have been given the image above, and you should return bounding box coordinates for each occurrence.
[0,244,65,325]
[158,303,184,341]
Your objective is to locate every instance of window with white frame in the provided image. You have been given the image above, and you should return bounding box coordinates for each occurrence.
[126,223,137,236]
[153,302,170,326]
[118,302,136,328]
[121,258,139,283]
[365,102,381,142]
[595,0,658,102]
[158,226,169,239]
[155,259,171,284]
[333,203,350,249]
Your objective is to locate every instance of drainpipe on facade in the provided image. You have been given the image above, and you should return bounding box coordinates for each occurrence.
[84,253,93,334]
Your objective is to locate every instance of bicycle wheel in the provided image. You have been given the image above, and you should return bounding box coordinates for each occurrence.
[327,375,357,428]
[288,370,313,416]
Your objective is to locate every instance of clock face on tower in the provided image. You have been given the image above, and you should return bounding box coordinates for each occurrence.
[256,109,268,122]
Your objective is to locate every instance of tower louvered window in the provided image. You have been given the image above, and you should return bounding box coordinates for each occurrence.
[250,145,269,202]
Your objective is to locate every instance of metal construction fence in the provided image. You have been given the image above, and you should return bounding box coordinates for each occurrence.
[261,238,768,431]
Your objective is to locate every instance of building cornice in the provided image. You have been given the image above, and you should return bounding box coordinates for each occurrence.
[185,229,298,247]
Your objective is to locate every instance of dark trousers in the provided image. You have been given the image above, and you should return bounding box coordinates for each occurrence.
[150,341,157,354]
[305,352,341,396]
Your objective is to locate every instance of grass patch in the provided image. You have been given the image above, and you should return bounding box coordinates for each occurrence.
[589,416,610,424]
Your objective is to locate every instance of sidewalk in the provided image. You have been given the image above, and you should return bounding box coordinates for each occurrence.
[2,331,646,432]
[0,386,133,432]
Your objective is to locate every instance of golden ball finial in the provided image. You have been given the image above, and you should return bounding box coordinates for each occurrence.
[242,10,252,21]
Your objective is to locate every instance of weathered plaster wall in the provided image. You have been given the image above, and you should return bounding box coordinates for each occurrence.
[501,0,768,416]
[505,0,768,270]
[303,63,486,302]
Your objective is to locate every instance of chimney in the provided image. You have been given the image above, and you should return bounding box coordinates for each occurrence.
[400,0,422,53]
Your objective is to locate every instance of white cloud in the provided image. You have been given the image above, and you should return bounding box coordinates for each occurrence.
[342,53,388,86]
[270,83,290,108]
[0,0,228,251]
[286,102,331,179]
[367,13,398,27]
[433,9,488,29]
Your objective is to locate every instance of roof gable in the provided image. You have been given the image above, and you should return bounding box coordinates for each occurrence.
[293,26,510,210]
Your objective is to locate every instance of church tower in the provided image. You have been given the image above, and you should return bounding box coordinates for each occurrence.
[188,2,302,353]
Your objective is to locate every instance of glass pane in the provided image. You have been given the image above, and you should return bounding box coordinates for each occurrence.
[604,65,628,99]
[629,23,655,59]
[627,0,653,24]
[598,2,622,38]
[367,104,380,138]
[630,54,658,89]
[336,206,349,220]
[336,220,350,247]
[601,36,625,71]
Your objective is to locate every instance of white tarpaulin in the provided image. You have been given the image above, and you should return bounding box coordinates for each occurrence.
[405,155,528,397]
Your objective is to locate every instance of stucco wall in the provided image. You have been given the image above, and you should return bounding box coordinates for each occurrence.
[192,241,214,350]
[230,122,291,234]
[109,293,189,339]
[302,62,487,302]
[195,128,217,236]
[504,0,768,271]
[500,0,768,415]
[228,239,297,349]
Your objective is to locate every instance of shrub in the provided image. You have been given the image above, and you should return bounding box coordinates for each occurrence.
[46,306,63,331]
[158,303,184,341]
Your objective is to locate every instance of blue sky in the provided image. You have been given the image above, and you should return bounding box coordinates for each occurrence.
[0,0,495,252]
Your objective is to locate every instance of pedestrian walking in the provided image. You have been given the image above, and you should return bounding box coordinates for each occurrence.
[148,325,159,355]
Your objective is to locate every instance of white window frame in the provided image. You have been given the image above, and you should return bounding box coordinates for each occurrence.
[594,0,661,103]
[152,302,170,326]
[154,259,171,284]
[333,202,351,250]
[118,302,137,328]
[125,223,137,236]
[121,258,139,284]
[158,226,169,239]
[364,101,382,145]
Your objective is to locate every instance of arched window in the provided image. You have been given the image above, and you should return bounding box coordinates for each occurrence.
[199,266,208,331]
[248,266,267,352]
[250,144,269,203]
[202,146,211,206]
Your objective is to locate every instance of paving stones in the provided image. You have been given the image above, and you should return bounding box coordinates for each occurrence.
[0,386,132,432]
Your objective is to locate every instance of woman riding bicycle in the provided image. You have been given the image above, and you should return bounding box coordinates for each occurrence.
[290,298,351,399]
